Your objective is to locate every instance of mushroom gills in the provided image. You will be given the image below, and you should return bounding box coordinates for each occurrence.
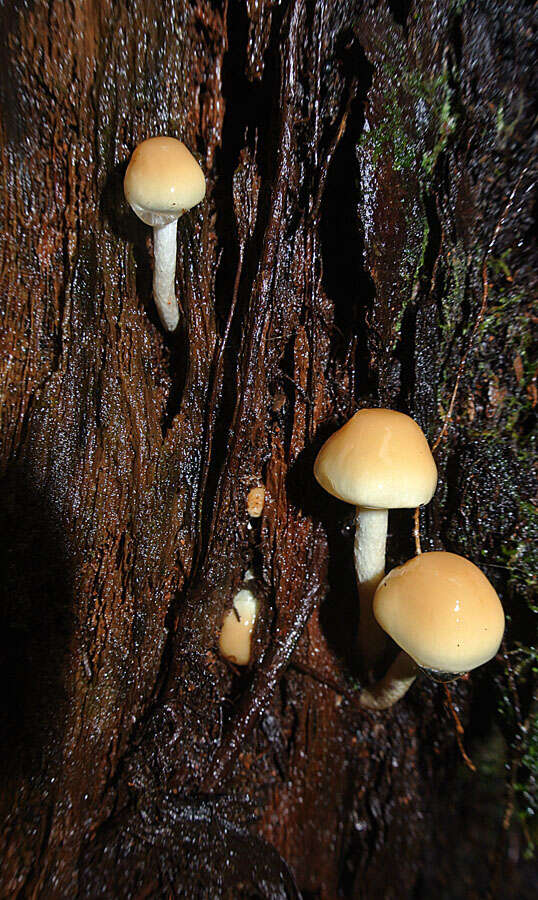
[418,666,463,683]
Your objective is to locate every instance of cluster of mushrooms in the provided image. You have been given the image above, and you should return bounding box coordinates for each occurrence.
[124,138,505,708]
[314,408,505,709]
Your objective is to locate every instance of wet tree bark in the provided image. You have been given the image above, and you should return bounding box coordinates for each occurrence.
[0,1,535,898]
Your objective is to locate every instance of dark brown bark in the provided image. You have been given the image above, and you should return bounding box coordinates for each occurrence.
[0,1,536,897]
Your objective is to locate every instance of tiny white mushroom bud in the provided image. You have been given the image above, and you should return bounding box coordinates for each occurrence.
[124,136,206,331]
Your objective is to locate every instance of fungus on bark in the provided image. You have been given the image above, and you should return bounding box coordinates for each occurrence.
[359,551,505,709]
[314,409,437,668]
[124,136,206,331]
[219,584,259,666]
[247,485,265,518]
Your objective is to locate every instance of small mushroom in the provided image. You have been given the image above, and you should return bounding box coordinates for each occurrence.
[124,136,206,331]
[314,409,437,668]
[219,586,258,666]
[359,551,505,709]
[247,485,265,518]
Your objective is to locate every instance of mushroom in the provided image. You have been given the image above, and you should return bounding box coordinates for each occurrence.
[314,409,437,668]
[219,584,258,666]
[124,136,206,331]
[359,551,505,709]
[247,485,265,518]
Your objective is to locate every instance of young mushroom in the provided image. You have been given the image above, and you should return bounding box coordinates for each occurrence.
[219,582,259,667]
[314,409,437,668]
[247,485,265,518]
[124,136,206,331]
[359,551,505,709]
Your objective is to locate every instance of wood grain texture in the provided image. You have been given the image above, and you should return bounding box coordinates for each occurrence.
[0,0,535,897]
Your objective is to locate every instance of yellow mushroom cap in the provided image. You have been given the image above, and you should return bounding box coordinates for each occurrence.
[374,552,505,673]
[219,588,258,666]
[314,409,437,508]
[124,136,205,224]
[247,485,265,518]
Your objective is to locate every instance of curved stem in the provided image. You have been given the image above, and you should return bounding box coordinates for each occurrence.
[152,220,179,331]
[354,506,388,669]
[359,652,418,710]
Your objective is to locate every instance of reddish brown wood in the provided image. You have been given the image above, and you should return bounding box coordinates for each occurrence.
[0,1,535,897]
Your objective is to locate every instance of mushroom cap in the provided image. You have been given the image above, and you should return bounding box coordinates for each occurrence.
[374,551,505,673]
[219,589,258,666]
[247,485,265,518]
[124,136,206,226]
[313,408,437,509]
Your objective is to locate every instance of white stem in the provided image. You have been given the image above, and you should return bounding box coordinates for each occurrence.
[359,652,418,709]
[354,506,388,668]
[152,220,179,331]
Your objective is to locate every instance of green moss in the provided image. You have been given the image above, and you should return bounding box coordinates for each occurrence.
[390,215,430,348]
[360,61,456,190]
[359,45,459,355]
[421,91,457,176]
[441,242,470,332]
[437,238,536,855]
[362,101,416,173]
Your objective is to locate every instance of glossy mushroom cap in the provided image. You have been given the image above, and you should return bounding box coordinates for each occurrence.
[313,409,437,508]
[219,588,258,666]
[124,136,206,226]
[374,551,505,673]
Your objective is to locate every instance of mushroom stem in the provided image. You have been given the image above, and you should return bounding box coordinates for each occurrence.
[152,220,180,331]
[354,506,388,667]
[359,652,418,709]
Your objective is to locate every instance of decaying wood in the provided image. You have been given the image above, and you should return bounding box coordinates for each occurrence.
[0,1,535,897]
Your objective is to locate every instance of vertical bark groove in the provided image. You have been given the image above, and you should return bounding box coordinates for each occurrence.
[1,0,535,897]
